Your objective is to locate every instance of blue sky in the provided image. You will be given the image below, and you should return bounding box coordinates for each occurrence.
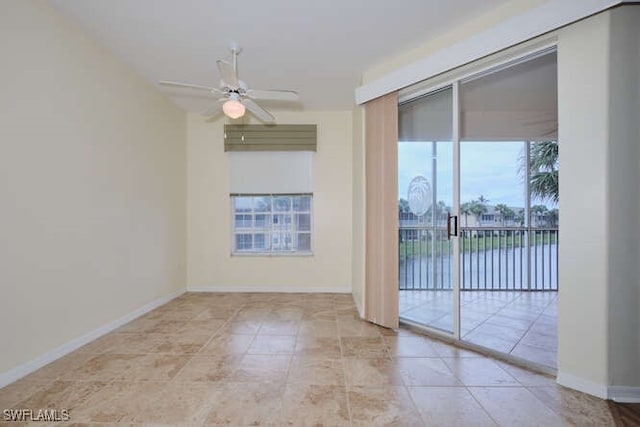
[398,141,552,210]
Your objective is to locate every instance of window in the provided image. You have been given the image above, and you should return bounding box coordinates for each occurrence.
[232,194,312,254]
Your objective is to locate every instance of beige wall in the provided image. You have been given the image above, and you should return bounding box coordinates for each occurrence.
[557,11,611,389]
[0,1,186,375]
[187,111,353,292]
[351,104,365,315]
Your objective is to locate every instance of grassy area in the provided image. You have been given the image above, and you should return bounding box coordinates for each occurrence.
[399,232,557,259]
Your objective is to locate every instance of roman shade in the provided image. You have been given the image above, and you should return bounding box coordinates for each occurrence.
[224,124,317,151]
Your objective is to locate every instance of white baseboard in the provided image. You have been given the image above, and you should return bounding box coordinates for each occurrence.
[188,285,352,294]
[556,371,608,399]
[557,372,640,402]
[0,289,184,389]
[608,386,640,403]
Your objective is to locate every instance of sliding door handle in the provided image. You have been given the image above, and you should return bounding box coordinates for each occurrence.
[447,213,458,239]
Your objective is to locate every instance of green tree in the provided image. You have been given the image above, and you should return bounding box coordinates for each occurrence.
[469,199,488,225]
[547,208,559,227]
[494,204,515,226]
[398,198,410,214]
[530,204,548,226]
[528,140,559,203]
[514,209,525,226]
[460,202,473,227]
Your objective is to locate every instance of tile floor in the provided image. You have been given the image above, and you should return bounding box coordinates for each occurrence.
[400,290,558,369]
[0,292,612,426]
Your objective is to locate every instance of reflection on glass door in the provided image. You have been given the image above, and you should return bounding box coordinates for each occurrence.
[398,87,456,334]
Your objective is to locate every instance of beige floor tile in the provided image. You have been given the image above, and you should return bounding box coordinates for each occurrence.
[0,292,608,426]
[204,381,283,426]
[138,381,220,424]
[409,386,497,427]
[62,354,146,381]
[338,319,383,337]
[302,308,337,321]
[151,333,211,354]
[232,354,291,383]
[104,333,165,354]
[340,337,389,358]
[287,358,345,385]
[343,358,404,386]
[258,320,300,336]
[175,319,226,336]
[0,379,53,408]
[15,380,106,412]
[469,386,565,427]
[294,336,342,358]
[198,333,254,355]
[281,384,350,426]
[69,381,165,423]
[384,336,439,357]
[23,351,96,382]
[397,357,462,386]
[219,319,262,335]
[495,361,556,386]
[113,354,190,381]
[349,386,424,426]
[248,335,296,355]
[297,319,338,337]
[173,354,242,382]
[442,358,519,386]
[527,385,616,426]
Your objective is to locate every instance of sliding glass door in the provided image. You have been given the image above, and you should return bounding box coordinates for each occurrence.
[398,86,458,335]
[397,49,558,368]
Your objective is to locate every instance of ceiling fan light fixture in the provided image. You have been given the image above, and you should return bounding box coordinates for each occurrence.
[223,98,245,119]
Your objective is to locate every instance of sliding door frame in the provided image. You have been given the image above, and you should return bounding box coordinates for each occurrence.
[398,42,558,342]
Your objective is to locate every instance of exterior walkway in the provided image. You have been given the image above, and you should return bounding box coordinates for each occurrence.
[400,290,557,369]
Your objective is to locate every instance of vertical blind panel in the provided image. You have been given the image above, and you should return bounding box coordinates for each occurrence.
[399,87,453,141]
[461,51,557,141]
[229,151,313,194]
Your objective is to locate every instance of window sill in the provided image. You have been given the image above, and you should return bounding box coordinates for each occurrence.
[231,251,314,257]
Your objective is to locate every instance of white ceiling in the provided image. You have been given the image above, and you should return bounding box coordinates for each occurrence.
[50,0,513,112]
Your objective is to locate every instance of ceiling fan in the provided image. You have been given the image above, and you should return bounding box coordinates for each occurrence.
[158,44,299,123]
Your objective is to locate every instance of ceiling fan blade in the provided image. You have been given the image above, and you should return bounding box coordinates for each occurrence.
[158,80,221,93]
[217,60,238,87]
[246,89,299,102]
[243,99,275,123]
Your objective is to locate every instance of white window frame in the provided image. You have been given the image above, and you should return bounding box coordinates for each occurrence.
[230,193,313,256]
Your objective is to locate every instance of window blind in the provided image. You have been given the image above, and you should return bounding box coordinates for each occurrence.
[224,124,317,151]
[460,52,557,141]
[399,87,453,142]
[228,151,313,194]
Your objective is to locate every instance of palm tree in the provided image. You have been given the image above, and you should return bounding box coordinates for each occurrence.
[515,209,525,227]
[494,204,515,226]
[530,204,548,226]
[469,199,488,225]
[460,202,473,227]
[528,141,558,203]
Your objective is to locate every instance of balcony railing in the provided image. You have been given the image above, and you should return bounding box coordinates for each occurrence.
[399,226,558,291]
